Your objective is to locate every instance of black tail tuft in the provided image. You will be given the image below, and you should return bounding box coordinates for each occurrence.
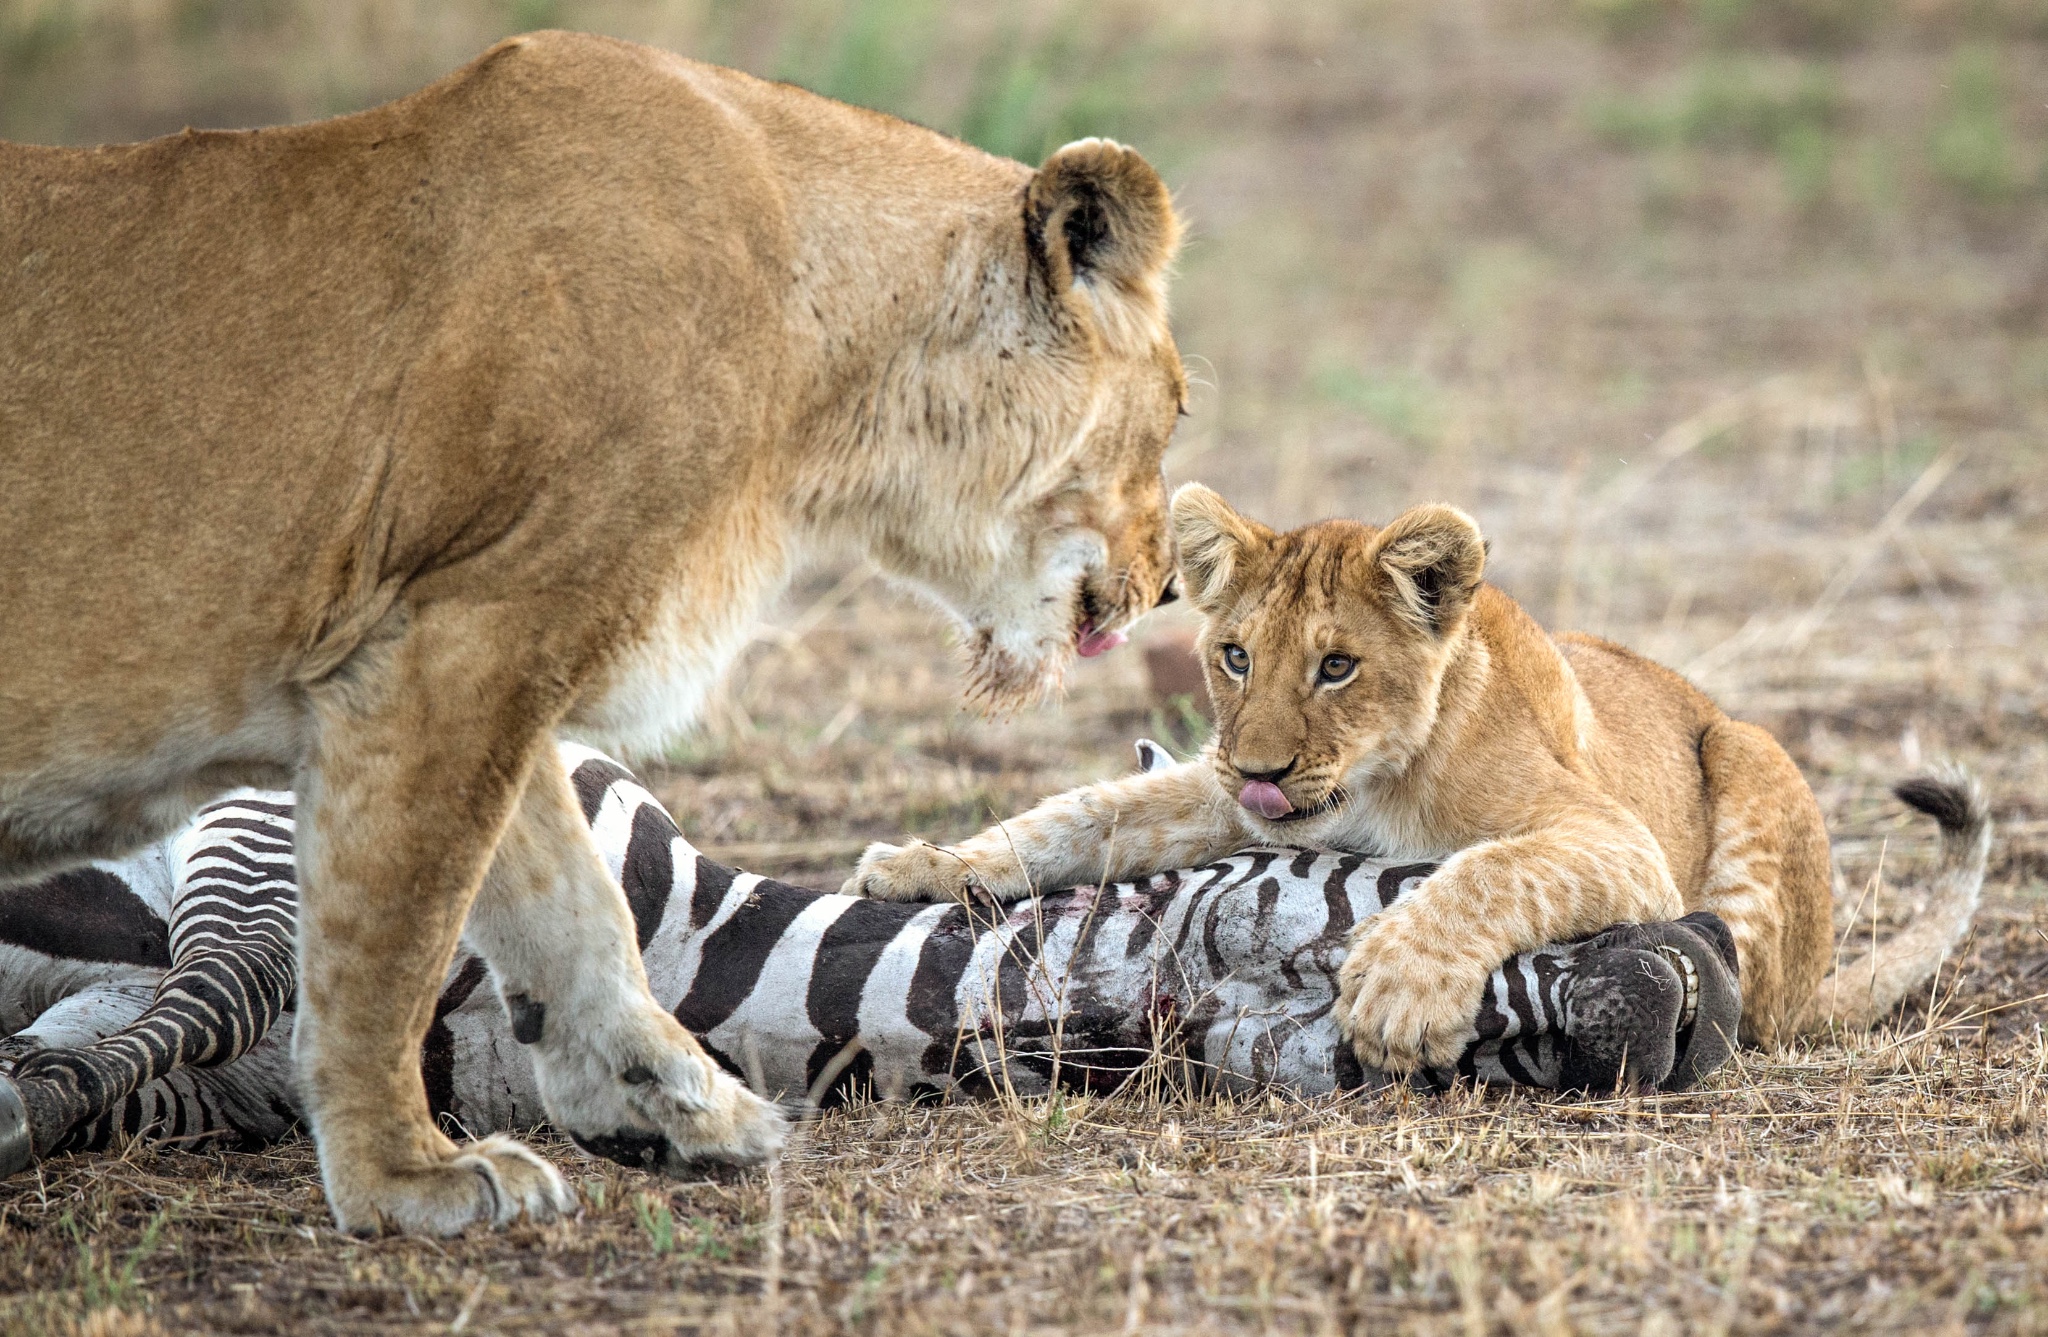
[1892,772,1985,836]
[1809,764,1991,1034]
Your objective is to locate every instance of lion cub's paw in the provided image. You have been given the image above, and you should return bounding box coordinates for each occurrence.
[538,1003,786,1175]
[841,841,1029,904]
[1336,915,1490,1074]
[328,1134,577,1237]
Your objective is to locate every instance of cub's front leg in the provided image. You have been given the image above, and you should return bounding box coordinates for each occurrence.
[844,760,1248,904]
[1338,806,1685,1072]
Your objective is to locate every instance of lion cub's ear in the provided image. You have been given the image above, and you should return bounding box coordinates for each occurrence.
[1170,484,1271,613]
[1370,504,1487,635]
[1026,139,1181,300]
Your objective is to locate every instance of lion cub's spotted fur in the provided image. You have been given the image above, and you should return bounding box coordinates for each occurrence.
[851,488,1987,1071]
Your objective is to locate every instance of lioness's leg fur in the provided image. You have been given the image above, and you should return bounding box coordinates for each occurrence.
[465,756,785,1170]
[845,760,1249,903]
[296,603,580,1236]
[1338,803,1686,1071]
[1694,719,1833,1047]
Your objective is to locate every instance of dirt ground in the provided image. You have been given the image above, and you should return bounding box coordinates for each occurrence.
[4,1,2048,1332]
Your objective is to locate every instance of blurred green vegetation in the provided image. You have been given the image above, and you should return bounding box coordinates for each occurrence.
[1590,57,1843,151]
[1572,0,2048,47]
[1312,364,1445,447]
[1590,56,1847,206]
[768,0,1174,163]
[1572,0,2044,211]
[1930,41,2030,200]
[0,0,1186,166]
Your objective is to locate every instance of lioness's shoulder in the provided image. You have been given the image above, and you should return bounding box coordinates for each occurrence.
[420,30,1010,184]
[407,30,728,115]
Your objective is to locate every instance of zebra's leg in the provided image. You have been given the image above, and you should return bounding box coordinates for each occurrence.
[2,795,300,1165]
[1,982,155,1173]
[2,984,300,1160]
[4,983,157,1163]
[461,751,785,1173]
[3,983,159,1056]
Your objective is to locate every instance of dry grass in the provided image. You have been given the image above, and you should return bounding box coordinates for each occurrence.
[5,0,2048,1331]
[6,1014,2048,1333]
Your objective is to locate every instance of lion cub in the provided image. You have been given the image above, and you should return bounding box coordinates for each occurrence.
[849,487,1985,1073]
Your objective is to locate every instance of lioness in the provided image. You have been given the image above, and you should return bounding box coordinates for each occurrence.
[849,488,1990,1069]
[1,32,1184,1233]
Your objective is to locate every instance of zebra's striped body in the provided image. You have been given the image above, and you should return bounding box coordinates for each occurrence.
[0,796,300,1156]
[0,745,1739,1172]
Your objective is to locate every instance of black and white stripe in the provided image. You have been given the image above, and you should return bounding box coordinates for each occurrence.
[3,796,300,1157]
[0,745,1740,1174]
[161,798,298,1064]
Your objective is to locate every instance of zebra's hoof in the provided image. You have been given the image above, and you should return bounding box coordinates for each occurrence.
[1662,912,1742,1092]
[1557,944,1683,1094]
[1557,914,1742,1095]
[0,1076,31,1180]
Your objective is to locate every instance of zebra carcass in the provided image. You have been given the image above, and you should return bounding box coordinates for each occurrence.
[0,744,1740,1178]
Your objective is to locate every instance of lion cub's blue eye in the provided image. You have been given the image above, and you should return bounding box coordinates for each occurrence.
[1221,644,1250,675]
[1318,654,1356,683]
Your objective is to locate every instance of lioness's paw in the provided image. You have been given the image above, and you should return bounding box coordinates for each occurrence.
[569,1061,787,1173]
[328,1135,576,1237]
[841,841,1029,904]
[538,1005,786,1175]
[1336,918,1489,1074]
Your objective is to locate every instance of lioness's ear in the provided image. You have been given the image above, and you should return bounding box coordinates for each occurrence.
[1371,504,1487,635]
[1026,139,1181,299]
[1171,484,1270,612]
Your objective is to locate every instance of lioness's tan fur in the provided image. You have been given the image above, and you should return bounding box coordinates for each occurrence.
[2,32,1184,1232]
[851,488,1989,1069]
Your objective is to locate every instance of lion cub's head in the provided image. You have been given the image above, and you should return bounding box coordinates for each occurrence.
[1170,486,1488,836]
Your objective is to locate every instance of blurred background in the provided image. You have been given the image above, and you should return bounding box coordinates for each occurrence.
[6,0,2044,903]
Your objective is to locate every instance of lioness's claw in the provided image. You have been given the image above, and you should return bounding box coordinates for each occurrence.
[328,1134,577,1237]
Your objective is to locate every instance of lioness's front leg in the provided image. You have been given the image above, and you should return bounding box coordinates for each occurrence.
[1338,805,1685,1072]
[463,755,785,1172]
[845,760,1248,904]
[296,605,582,1236]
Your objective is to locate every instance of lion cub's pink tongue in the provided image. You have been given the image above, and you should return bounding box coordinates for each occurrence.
[1075,623,1127,659]
[1238,780,1295,820]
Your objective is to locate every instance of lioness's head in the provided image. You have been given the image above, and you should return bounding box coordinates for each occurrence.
[841,138,1185,715]
[1170,486,1488,838]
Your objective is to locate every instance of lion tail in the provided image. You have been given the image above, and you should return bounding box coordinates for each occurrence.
[1808,765,1992,1032]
